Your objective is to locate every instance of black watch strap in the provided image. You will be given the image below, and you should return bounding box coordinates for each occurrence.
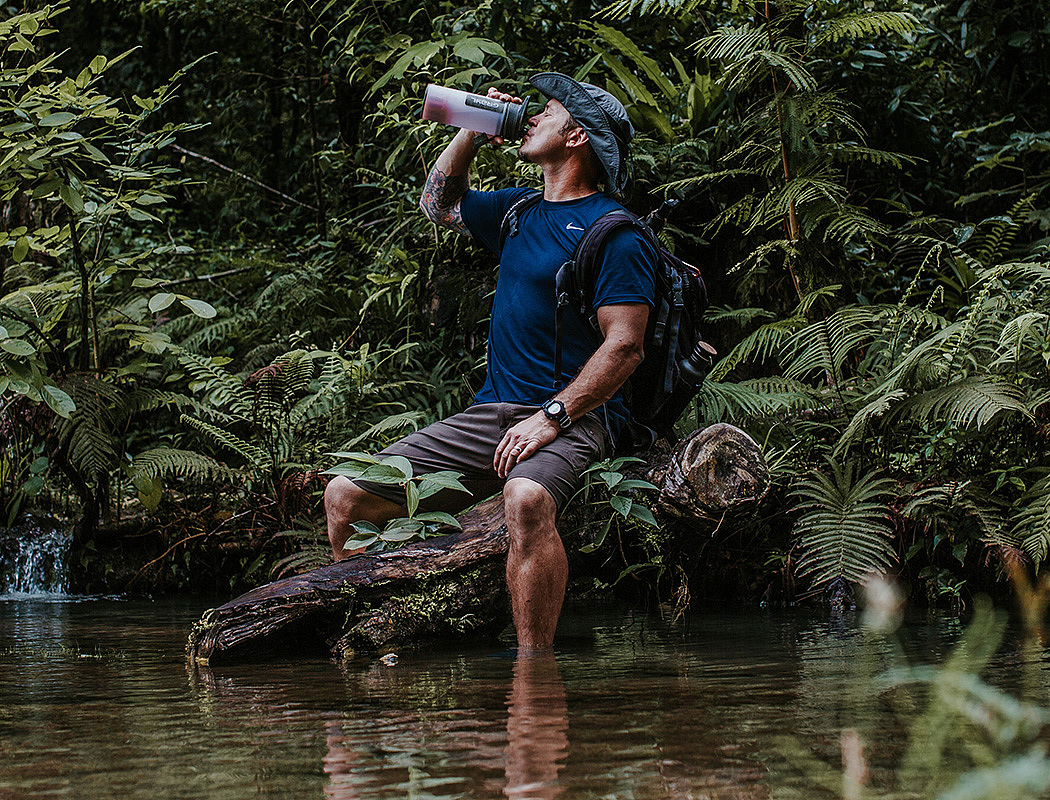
[541,398,572,429]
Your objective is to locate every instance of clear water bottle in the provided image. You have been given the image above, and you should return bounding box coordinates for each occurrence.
[422,85,530,141]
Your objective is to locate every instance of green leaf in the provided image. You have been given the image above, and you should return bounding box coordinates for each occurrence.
[59,184,84,213]
[179,297,216,318]
[42,385,76,418]
[40,112,76,127]
[90,55,108,73]
[579,516,613,553]
[629,504,658,527]
[138,477,163,511]
[381,455,414,480]
[22,475,45,497]
[417,470,471,498]
[1,338,36,356]
[356,463,410,484]
[617,479,659,491]
[405,481,419,516]
[12,236,29,262]
[414,511,462,528]
[381,524,421,542]
[149,292,176,312]
[610,494,633,518]
[29,456,49,475]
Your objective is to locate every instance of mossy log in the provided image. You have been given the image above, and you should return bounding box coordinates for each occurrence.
[186,423,768,665]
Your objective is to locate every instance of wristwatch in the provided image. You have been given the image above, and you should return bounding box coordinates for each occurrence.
[541,398,572,429]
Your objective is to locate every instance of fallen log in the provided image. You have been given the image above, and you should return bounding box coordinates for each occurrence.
[186,422,769,665]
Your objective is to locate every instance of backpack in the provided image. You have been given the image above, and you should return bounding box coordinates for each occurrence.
[498,190,715,452]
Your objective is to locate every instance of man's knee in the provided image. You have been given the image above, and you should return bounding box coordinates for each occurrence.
[503,478,557,539]
[325,477,401,524]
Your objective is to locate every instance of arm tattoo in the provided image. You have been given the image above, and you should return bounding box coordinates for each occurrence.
[420,167,469,235]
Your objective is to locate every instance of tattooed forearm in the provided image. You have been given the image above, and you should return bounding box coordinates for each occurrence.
[420,167,469,235]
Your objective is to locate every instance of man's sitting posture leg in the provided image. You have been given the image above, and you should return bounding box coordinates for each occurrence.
[324,476,406,561]
[503,477,566,650]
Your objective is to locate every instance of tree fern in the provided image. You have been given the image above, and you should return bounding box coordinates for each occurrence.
[1014,476,1050,569]
[131,447,241,485]
[899,375,1030,431]
[812,12,919,47]
[793,461,897,587]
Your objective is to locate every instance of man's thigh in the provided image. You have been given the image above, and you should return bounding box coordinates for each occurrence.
[352,403,612,514]
[351,403,506,513]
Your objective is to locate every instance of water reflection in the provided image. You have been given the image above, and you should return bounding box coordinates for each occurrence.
[503,651,568,800]
[6,599,1037,800]
[319,650,571,799]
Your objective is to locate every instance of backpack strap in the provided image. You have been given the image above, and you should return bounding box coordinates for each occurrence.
[566,209,651,329]
[552,209,656,391]
[497,190,543,254]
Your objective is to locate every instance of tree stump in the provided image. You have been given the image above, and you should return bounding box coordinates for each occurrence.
[186,423,768,665]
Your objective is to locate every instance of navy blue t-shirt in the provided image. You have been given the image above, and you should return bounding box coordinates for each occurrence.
[460,187,657,438]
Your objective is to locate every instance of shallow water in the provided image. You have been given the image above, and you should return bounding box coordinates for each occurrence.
[0,595,1044,799]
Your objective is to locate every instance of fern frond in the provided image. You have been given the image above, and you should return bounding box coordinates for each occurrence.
[703,306,776,326]
[833,389,908,458]
[124,389,201,415]
[1014,477,1050,569]
[971,197,1033,266]
[600,0,704,19]
[343,411,425,449]
[900,376,1030,430]
[132,447,242,485]
[813,12,919,47]
[180,414,268,470]
[697,377,812,423]
[781,306,884,384]
[992,311,1048,369]
[823,205,890,243]
[53,373,123,482]
[179,352,253,416]
[708,315,805,380]
[793,461,897,586]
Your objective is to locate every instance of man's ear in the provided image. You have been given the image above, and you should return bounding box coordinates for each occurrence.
[564,127,590,150]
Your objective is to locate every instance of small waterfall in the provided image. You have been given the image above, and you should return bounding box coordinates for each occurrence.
[0,516,72,597]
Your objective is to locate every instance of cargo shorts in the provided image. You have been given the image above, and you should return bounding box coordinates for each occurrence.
[352,402,612,513]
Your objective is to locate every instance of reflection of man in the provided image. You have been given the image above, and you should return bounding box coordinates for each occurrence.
[505,651,569,800]
[325,73,657,649]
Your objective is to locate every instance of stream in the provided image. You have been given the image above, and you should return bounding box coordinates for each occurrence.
[1,523,1048,799]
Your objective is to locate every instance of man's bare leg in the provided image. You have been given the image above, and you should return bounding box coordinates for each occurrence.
[324,476,405,561]
[503,477,566,649]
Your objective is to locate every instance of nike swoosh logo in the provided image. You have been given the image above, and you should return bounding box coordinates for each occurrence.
[566,223,585,231]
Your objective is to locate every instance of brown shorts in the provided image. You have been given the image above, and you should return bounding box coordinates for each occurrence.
[352,402,612,513]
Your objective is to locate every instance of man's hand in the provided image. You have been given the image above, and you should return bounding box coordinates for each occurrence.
[482,87,524,146]
[494,411,559,479]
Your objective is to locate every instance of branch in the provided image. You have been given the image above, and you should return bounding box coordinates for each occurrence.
[170,143,319,211]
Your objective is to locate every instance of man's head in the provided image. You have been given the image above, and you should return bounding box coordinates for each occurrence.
[522,72,634,195]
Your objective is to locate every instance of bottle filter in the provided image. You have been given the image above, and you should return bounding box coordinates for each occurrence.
[422,85,530,141]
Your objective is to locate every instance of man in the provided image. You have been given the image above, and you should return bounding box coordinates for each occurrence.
[324,73,658,649]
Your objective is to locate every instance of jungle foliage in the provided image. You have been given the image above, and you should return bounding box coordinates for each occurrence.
[0,0,1047,603]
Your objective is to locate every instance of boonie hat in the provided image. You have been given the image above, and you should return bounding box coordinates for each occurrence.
[528,72,635,195]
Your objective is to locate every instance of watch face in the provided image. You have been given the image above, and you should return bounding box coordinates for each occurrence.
[547,400,564,414]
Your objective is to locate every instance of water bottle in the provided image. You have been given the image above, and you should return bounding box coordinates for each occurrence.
[679,339,718,386]
[422,85,530,141]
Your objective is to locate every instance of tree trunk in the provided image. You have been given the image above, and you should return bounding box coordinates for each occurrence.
[187,423,769,665]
